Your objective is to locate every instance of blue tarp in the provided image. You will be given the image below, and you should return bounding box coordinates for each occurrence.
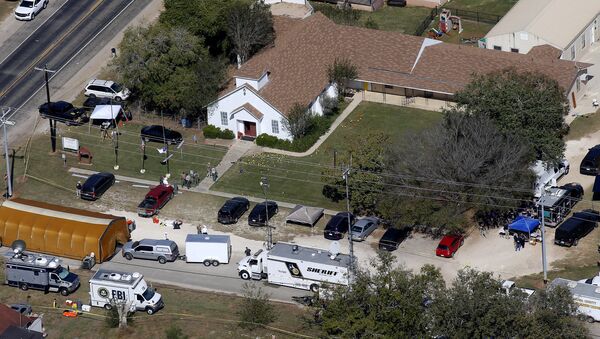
[508,216,540,234]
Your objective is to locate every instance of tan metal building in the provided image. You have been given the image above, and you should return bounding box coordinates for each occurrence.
[0,198,130,263]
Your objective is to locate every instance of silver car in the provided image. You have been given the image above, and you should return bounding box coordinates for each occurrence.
[122,239,179,264]
[350,217,380,241]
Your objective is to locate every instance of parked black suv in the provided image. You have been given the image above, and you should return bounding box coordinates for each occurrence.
[140,125,183,145]
[218,197,250,224]
[248,201,278,226]
[580,145,600,175]
[39,101,88,126]
[554,212,597,247]
[379,227,411,251]
[324,212,355,240]
[81,172,115,201]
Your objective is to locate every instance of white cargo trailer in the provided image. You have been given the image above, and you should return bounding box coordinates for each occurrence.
[551,278,600,323]
[89,269,164,315]
[237,242,350,292]
[185,234,231,266]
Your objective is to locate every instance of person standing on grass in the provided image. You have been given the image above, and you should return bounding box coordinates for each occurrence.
[180,172,186,187]
[206,162,211,178]
[185,173,191,189]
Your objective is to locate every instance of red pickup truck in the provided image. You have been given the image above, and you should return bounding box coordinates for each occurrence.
[137,185,175,217]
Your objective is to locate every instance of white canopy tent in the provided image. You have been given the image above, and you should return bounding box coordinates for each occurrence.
[90,105,122,121]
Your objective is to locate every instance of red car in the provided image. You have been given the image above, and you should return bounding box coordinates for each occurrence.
[435,235,464,258]
[137,185,175,217]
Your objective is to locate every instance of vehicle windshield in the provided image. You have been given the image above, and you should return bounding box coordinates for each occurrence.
[351,226,364,232]
[139,197,157,209]
[55,266,70,279]
[437,245,449,250]
[110,83,123,92]
[20,1,34,8]
[142,287,155,300]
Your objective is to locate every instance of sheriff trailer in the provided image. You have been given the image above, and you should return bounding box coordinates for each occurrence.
[551,278,600,323]
[89,270,164,315]
[4,250,80,296]
[237,242,350,292]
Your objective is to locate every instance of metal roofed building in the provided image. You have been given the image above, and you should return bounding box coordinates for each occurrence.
[268,242,351,268]
[482,0,600,60]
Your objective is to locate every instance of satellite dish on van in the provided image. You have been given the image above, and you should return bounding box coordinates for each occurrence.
[329,241,340,259]
[11,240,26,254]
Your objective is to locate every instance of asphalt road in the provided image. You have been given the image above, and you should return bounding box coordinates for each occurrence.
[0,0,145,127]
[101,251,308,303]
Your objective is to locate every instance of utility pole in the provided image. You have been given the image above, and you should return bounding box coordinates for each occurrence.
[343,166,354,280]
[34,65,57,152]
[161,111,170,176]
[111,102,119,170]
[0,107,15,198]
[540,191,548,284]
[260,176,273,250]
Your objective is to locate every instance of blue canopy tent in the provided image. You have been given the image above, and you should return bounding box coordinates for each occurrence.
[508,216,540,236]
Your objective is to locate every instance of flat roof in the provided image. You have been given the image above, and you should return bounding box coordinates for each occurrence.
[537,187,569,207]
[551,278,600,299]
[268,242,351,268]
[5,252,61,269]
[186,234,230,244]
[91,269,142,286]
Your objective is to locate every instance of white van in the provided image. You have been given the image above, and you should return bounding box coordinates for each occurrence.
[84,79,130,101]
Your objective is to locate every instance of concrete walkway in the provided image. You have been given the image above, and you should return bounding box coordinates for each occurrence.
[260,95,363,157]
[196,140,256,191]
[67,167,339,215]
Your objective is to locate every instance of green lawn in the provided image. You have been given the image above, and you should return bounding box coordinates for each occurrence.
[443,0,518,16]
[361,6,434,34]
[566,111,600,141]
[4,121,226,197]
[426,17,494,43]
[213,102,442,209]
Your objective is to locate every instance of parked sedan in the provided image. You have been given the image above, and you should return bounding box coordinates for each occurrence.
[435,235,464,258]
[80,172,115,201]
[350,217,379,241]
[137,185,175,217]
[378,227,410,251]
[324,212,355,240]
[218,197,250,224]
[580,145,600,175]
[248,201,278,226]
[140,125,183,145]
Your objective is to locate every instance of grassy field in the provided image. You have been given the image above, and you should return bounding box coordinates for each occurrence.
[213,102,442,209]
[513,265,599,290]
[566,111,600,141]
[361,5,434,34]
[14,120,226,193]
[0,263,317,338]
[443,0,518,16]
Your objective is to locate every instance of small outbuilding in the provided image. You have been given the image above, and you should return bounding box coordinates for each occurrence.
[285,205,324,227]
[0,198,130,262]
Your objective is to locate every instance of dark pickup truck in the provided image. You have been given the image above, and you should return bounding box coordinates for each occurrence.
[39,101,88,126]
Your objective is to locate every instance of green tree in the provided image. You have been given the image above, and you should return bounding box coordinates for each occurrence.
[327,57,358,98]
[282,103,313,139]
[160,0,247,55]
[322,133,387,215]
[112,24,225,118]
[237,282,277,329]
[227,1,274,67]
[319,252,444,338]
[453,68,569,163]
[382,111,534,234]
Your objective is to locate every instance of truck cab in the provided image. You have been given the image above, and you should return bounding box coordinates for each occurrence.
[47,265,80,295]
[238,249,267,280]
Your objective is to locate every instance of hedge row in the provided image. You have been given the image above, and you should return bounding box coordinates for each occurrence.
[256,115,335,152]
[203,125,235,139]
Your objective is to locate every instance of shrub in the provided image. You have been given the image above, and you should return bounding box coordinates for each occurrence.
[165,324,188,339]
[203,125,236,139]
[238,283,277,329]
[203,125,222,139]
[321,96,339,116]
[256,113,336,152]
[221,129,235,139]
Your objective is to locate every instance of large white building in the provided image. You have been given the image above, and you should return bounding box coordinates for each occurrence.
[482,0,600,61]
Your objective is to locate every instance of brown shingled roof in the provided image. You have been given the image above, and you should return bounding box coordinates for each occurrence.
[0,304,34,334]
[527,44,563,60]
[225,13,589,116]
[232,103,264,120]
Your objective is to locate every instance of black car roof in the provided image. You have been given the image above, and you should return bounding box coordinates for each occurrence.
[584,146,600,159]
[381,228,408,240]
[556,217,589,232]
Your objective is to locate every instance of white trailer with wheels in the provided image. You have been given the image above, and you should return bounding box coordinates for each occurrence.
[237,242,350,292]
[551,278,600,323]
[185,234,231,266]
[89,270,164,315]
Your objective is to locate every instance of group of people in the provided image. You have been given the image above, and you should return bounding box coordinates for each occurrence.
[513,233,528,251]
[180,170,199,189]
